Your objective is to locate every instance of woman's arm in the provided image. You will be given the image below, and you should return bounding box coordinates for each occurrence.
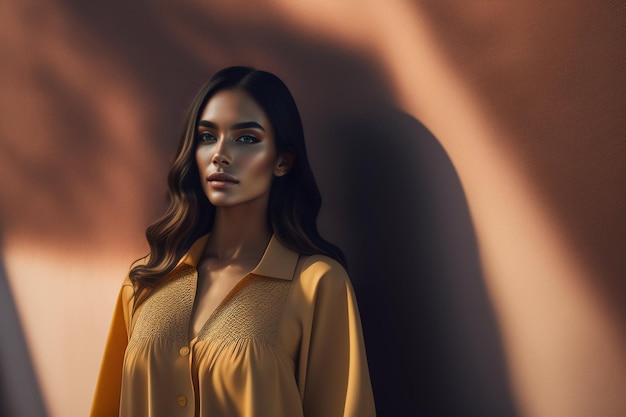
[298,258,376,417]
[90,281,133,417]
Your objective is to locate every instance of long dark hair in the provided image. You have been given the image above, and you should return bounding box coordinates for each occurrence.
[129,66,346,299]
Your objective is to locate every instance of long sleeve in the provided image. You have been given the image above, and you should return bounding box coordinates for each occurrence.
[90,282,134,417]
[298,258,376,417]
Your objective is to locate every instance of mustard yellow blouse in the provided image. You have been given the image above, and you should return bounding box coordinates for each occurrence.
[90,234,376,417]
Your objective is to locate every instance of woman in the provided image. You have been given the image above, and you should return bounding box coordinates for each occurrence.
[90,66,376,417]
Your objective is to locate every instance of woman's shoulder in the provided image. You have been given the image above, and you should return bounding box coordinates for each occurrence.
[119,257,144,310]
[121,253,151,289]
[119,275,135,308]
[294,253,351,290]
[121,274,134,289]
[298,253,346,271]
[289,253,359,321]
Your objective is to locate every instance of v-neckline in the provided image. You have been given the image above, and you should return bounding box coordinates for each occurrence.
[187,271,255,343]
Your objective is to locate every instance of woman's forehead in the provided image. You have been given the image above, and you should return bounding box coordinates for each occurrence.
[199,89,269,128]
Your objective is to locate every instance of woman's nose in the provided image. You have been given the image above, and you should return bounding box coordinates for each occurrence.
[211,140,231,166]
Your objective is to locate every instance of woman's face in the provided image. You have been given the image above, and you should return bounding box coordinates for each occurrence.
[195,89,288,208]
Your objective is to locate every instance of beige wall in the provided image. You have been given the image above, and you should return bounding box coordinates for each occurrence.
[1,1,624,416]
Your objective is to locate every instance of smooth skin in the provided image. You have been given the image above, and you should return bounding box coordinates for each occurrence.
[190,89,293,338]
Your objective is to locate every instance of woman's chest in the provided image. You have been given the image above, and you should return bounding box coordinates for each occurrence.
[190,262,255,340]
[129,267,296,347]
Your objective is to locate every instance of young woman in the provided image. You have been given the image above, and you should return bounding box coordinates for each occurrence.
[90,66,376,417]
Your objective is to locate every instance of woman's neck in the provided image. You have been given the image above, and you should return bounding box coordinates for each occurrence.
[204,202,272,263]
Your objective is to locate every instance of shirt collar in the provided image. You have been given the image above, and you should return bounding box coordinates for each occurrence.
[176,233,300,281]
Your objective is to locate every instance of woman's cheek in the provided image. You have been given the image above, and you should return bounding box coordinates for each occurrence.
[195,148,212,169]
[239,149,275,174]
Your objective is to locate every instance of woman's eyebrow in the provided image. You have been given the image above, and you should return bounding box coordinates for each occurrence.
[198,120,218,129]
[197,120,265,131]
[232,121,265,131]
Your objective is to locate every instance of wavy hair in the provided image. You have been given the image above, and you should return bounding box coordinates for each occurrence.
[129,66,346,301]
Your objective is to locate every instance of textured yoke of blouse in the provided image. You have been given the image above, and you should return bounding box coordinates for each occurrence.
[90,234,376,417]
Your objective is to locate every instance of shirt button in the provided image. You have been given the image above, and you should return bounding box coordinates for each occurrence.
[179,346,190,356]
[177,395,187,407]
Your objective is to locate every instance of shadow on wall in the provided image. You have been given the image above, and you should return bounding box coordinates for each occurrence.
[2,1,518,416]
[318,111,519,417]
[0,248,48,417]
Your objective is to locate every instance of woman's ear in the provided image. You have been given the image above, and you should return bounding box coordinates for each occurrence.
[274,150,295,177]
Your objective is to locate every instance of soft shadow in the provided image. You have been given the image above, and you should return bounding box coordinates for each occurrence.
[320,110,519,417]
[0,244,48,417]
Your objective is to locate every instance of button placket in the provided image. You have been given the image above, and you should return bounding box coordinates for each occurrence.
[175,338,193,414]
[186,338,199,412]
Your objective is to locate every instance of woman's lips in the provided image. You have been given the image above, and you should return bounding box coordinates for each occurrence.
[207,172,238,188]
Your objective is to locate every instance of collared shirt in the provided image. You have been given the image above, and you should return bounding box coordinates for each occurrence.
[90,234,376,417]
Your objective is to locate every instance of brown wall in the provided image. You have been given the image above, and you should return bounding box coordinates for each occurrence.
[1,1,624,416]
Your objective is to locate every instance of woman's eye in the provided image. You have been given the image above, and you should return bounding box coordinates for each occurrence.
[235,135,259,144]
[198,132,217,143]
